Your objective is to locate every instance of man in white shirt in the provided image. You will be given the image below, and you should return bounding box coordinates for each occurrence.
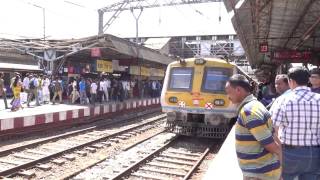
[121,80,127,100]
[269,74,291,113]
[27,74,40,107]
[271,67,320,180]
[22,74,30,92]
[106,78,111,100]
[101,78,109,102]
[42,75,51,104]
[152,81,157,97]
[90,80,97,105]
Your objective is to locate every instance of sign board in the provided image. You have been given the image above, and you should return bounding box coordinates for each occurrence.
[150,68,165,77]
[141,67,150,76]
[96,60,113,72]
[129,66,151,76]
[130,66,140,75]
[273,51,312,62]
[259,43,268,53]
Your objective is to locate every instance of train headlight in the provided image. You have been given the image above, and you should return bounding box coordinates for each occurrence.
[194,58,206,65]
[214,99,225,106]
[168,96,178,103]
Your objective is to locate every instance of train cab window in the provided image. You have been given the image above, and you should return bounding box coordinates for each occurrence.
[202,67,231,93]
[168,67,193,91]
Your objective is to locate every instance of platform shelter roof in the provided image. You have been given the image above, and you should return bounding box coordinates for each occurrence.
[224,0,320,68]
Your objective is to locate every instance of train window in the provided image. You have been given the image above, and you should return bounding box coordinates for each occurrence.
[202,67,231,93]
[168,67,193,91]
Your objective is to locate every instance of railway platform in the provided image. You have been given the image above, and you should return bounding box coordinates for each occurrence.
[0,98,160,136]
[203,126,242,180]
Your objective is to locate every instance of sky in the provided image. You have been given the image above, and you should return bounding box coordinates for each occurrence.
[0,0,235,39]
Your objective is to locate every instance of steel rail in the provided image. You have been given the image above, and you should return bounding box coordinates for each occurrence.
[183,147,210,180]
[110,136,179,180]
[110,137,212,180]
[0,108,160,155]
[0,114,166,177]
[63,129,167,180]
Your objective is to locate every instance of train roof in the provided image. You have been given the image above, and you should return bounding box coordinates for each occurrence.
[168,57,234,66]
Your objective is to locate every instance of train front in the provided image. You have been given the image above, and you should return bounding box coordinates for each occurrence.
[160,58,237,138]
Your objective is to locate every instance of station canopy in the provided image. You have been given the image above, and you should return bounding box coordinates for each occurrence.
[0,34,174,73]
[224,0,320,69]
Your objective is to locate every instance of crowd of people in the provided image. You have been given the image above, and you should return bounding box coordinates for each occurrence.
[0,72,163,112]
[226,66,320,180]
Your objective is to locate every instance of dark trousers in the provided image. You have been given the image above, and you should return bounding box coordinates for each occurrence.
[91,93,96,105]
[2,91,8,108]
[97,91,103,103]
[27,88,40,106]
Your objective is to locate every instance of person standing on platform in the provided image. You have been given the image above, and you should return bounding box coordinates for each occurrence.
[79,78,87,104]
[268,74,291,112]
[27,74,40,107]
[37,75,43,104]
[71,79,79,104]
[90,80,97,105]
[42,75,51,104]
[85,79,91,104]
[309,68,320,94]
[11,72,20,88]
[106,78,111,101]
[102,78,109,102]
[51,77,63,105]
[11,76,23,111]
[129,79,135,98]
[271,67,320,180]
[22,73,30,103]
[0,72,9,109]
[97,79,104,103]
[225,74,281,180]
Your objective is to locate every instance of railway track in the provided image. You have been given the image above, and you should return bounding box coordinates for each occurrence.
[73,135,221,180]
[113,137,216,180]
[0,113,166,178]
[0,108,160,154]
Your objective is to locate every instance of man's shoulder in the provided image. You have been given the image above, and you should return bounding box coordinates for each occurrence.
[241,99,268,117]
[243,99,264,109]
[311,91,320,101]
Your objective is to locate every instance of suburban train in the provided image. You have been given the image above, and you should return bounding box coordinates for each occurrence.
[160,57,240,138]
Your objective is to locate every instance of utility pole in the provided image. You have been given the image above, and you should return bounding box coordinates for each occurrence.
[130,7,143,97]
[28,3,48,73]
[42,8,46,41]
[30,3,46,41]
[130,7,143,44]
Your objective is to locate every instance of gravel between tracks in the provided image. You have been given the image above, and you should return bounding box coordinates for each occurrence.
[18,123,166,179]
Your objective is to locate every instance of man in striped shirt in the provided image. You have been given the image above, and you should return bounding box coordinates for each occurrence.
[225,74,281,180]
[271,67,320,180]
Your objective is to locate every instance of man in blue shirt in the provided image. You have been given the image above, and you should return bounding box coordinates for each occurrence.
[79,78,87,104]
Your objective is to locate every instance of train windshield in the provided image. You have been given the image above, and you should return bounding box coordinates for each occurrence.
[202,67,231,93]
[168,67,193,91]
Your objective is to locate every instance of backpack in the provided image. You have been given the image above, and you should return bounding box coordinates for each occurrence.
[29,80,35,89]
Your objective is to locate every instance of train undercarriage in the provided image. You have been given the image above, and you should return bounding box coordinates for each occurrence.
[165,112,237,138]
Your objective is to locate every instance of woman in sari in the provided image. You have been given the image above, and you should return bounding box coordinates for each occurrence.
[11,76,23,111]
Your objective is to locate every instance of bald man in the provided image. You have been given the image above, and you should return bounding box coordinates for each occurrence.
[268,74,291,112]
